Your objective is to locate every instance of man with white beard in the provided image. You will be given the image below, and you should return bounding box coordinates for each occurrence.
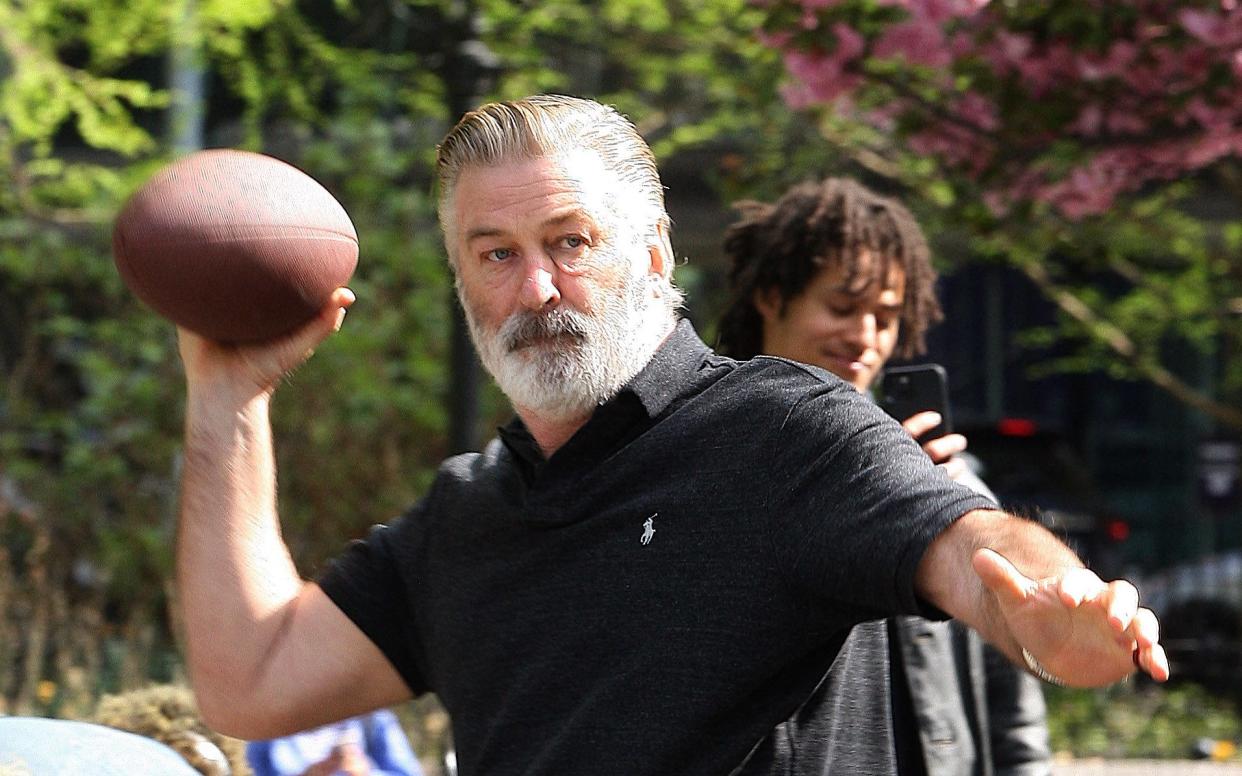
[174,95,1168,776]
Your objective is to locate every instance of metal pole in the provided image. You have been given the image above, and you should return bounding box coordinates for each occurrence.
[443,13,498,455]
[167,0,205,154]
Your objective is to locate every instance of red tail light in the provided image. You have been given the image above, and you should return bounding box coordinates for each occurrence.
[997,417,1038,437]
[1105,519,1130,542]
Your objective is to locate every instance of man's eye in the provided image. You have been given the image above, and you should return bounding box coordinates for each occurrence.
[486,248,514,262]
[558,235,586,250]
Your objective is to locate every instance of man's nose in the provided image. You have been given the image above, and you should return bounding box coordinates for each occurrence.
[518,257,561,311]
[842,311,878,348]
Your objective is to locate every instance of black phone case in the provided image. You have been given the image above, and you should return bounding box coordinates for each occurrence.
[877,363,952,441]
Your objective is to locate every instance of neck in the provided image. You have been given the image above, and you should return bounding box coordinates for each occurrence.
[514,314,680,458]
[516,407,594,458]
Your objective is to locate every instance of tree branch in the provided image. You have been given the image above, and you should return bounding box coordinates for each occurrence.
[1021,262,1242,432]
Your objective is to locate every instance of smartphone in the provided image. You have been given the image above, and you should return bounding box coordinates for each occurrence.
[877,363,952,442]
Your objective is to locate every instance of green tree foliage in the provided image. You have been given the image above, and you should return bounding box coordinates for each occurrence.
[1045,683,1242,760]
[0,0,790,714]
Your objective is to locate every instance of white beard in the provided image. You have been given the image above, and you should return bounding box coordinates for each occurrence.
[463,272,672,422]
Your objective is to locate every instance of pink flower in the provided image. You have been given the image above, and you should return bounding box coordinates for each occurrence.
[1184,130,1242,167]
[1072,103,1104,136]
[833,22,866,61]
[1179,9,1225,45]
[756,30,793,48]
[909,0,989,23]
[954,91,998,132]
[982,189,1010,217]
[779,82,811,111]
[864,103,903,130]
[784,50,837,85]
[1106,112,1149,136]
[1077,40,1139,82]
[1122,63,1162,96]
[906,121,993,173]
[1017,43,1075,96]
[948,30,977,59]
[782,50,861,103]
[873,19,951,67]
[1053,164,1120,219]
[1107,41,1139,73]
[1186,96,1234,131]
[998,31,1032,62]
[1016,56,1055,96]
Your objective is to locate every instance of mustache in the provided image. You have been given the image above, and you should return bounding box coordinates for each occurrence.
[502,307,590,352]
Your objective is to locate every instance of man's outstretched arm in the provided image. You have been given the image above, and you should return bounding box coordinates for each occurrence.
[916,509,1169,687]
[176,289,410,739]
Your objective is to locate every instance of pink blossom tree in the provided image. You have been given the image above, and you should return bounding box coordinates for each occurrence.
[760,0,1242,218]
[757,0,1242,431]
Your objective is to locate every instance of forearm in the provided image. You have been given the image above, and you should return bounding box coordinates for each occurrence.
[176,385,306,723]
[917,509,1082,663]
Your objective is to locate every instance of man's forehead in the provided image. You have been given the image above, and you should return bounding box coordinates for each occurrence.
[820,251,906,297]
[455,150,618,209]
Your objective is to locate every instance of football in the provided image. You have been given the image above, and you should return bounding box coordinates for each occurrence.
[112,149,359,343]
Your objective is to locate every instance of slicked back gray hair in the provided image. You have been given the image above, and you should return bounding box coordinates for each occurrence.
[435,94,671,260]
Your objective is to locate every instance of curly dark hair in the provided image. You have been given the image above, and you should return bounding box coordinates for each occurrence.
[716,177,942,360]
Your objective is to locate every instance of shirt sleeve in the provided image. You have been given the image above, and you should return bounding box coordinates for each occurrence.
[768,374,996,619]
[317,506,430,697]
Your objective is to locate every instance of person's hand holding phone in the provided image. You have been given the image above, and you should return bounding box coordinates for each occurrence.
[901,410,969,479]
[878,364,970,480]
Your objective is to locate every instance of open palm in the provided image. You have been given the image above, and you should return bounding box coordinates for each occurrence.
[973,548,1169,686]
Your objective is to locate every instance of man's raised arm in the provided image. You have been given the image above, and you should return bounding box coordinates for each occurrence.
[175,289,410,739]
[917,509,1169,687]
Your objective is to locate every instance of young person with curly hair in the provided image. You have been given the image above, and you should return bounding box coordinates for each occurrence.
[719,178,1051,776]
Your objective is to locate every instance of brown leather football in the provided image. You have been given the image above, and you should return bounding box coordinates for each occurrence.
[112,149,358,343]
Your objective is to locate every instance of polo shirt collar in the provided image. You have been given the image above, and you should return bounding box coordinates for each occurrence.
[497,318,711,469]
[625,318,712,418]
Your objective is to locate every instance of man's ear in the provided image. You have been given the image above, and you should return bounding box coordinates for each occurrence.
[648,221,673,279]
[753,286,782,322]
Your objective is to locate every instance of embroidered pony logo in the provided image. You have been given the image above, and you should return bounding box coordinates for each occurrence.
[641,515,656,546]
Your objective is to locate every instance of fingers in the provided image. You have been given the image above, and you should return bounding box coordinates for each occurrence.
[329,286,357,318]
[1105,580,1139,631]
[1135,642,1171,682]
[1130,606,1159,647]
[900,412,965,464]
[1054,567,1107,607]
[923,433,967,464]
[265,287,356,376]
[1129,606,1170,681]
[975,547,1173,686]
[1055,575,1171,683]
[901,411,942,440]
[307,286,357,339]
[1053,575,1139,631]
[184,287,356,394]
[938,458,968,480]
